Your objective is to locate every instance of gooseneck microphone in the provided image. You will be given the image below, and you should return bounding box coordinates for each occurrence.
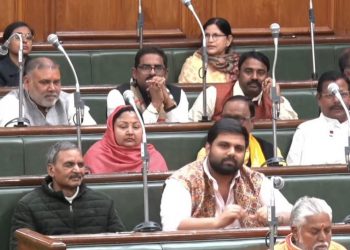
[267,176,285,250]
[309,0,317,80]
[181,0,208,121]
[264,23,285,167]
[327,82,350,168]
[123,90,161,232]
[47,34,84,150]
[1,33,28,127]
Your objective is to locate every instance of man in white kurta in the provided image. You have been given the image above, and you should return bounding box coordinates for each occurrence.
[161,118,292,231]
[287,71,350,165]
[0,57,96,127]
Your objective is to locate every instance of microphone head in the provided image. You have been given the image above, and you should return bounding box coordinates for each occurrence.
[0,45,8,56]
[47,34,59,45]
[327,82,339,95]
[123,90,135,104]
[181,0,192,7]
[270,23,280,38]
[272,176,284,190]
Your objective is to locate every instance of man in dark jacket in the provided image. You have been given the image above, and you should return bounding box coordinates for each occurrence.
[10,141,125,249]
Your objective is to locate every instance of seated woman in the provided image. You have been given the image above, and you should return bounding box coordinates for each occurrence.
[84,105,168,173]
[0,21,35,86]
[178,17,239,84]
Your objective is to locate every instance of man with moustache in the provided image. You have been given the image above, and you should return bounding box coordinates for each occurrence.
[160,118,292,231]
[287,71,350,165]
[0,57,96,126]
[189,51,298,121]
[10,141,125,250]
[107,47,189,123]
[274,196,346,250]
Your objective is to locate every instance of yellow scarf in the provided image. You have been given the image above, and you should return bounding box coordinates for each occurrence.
[245,134,266,168]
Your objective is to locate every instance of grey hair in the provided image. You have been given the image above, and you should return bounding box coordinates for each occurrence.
[24,57,60,76]
[46,141,80,165]
[290,196,332,228]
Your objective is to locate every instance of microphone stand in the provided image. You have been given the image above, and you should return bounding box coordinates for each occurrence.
[137,0,144,49]
[186,3,208,121]
[266,26,284,166]
[130,102,161,232]
[15,34,27,127]
[267,177,279,250]
[60,48,83,151]
[335,93,350,170]
[309,0,317,80]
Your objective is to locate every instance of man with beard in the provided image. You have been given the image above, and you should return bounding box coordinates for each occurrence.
[287,71,350,165]
[10,141,125,250]
[274,196,346,250]
[189,51,298,121]
[160,118,292,230]
[0,57,96,126]
[107,47,189,123]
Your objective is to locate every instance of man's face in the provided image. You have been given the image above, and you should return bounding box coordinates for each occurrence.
[293,212,332,250]
[206,132,246,176]
[238,58,268,98]
[222,100,254,133]
[317,79,350,123]
[132,53,168,91]
[48,149,85,193]
[24,65,61,108]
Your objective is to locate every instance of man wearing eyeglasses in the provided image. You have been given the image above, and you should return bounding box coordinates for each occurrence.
[107,47,189,123]
[287,70,350,165]
[0,57,96,127]
[196,95,285,167]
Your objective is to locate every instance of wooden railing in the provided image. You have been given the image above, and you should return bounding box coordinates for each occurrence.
[16,224,350,250]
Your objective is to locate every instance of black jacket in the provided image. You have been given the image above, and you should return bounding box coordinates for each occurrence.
[10,176,125,249]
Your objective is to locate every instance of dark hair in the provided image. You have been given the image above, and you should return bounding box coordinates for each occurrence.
[3,21,35,41]
[223,95,255,118]
[112,105,135,125]
[338,49,350,74]
[46,141,80,165]
[238,51,270,72]
[203,17,232,36]
[317,70,350,93]
[134,47,168,68]
[207,118,249,147]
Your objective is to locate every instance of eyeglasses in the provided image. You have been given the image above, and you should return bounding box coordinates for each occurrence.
[137,64,166,75]
[13,33,34,41]
[205,33,227,41]
[321,91,350,99]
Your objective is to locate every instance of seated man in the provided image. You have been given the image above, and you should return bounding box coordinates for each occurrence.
[107,47,189,123]
[287,71,350,165]
[161,118,292,231]
[10,141,125,249]
[189,51,298,121]
[0,57,96,126]
[275,196,346,250]
[197,95,284,167]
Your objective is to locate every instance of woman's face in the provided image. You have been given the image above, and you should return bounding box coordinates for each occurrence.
[113,111,142,147]
[205,24,232,56]
[8,26,33,56]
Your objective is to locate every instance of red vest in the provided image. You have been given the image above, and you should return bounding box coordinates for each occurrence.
[212,82,273,121]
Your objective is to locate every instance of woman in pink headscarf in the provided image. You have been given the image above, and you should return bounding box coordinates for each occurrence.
[84,105,168,173]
